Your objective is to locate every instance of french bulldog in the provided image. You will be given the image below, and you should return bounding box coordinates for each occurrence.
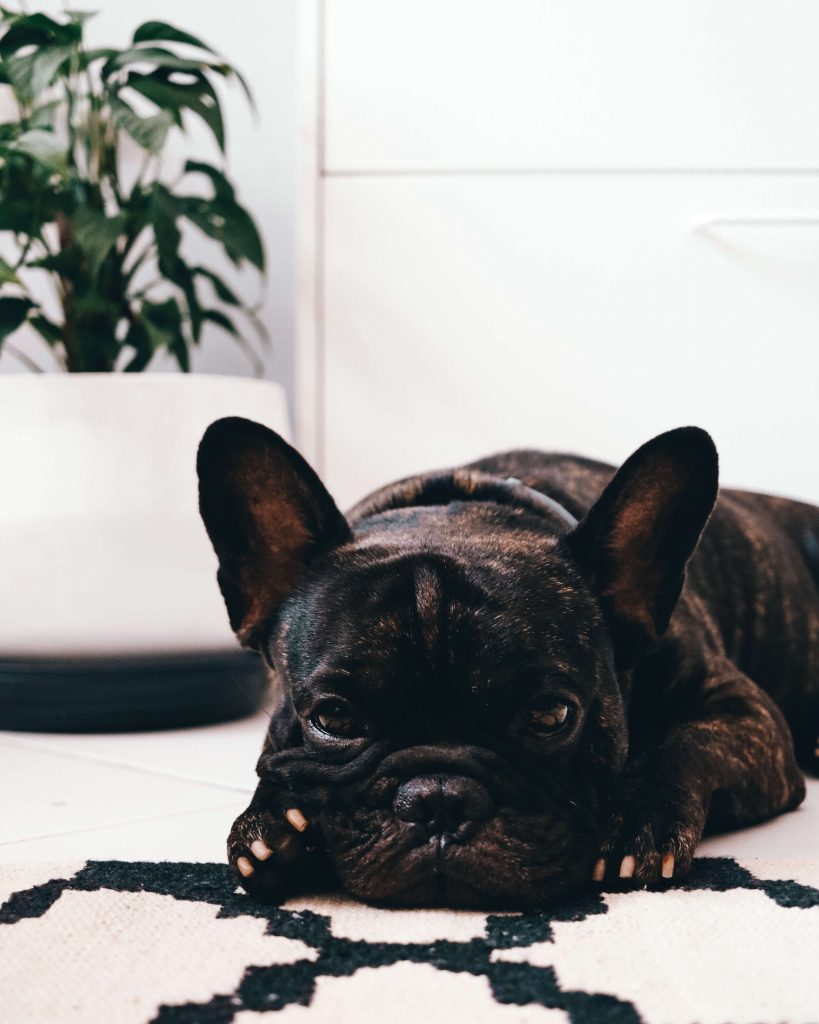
[197,419,819,908]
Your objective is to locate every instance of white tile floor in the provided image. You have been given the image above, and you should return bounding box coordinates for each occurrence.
[0,712,267,863]
[1,713,816,865]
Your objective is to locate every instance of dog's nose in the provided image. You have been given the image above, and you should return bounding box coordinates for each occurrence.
[393,774,494,834]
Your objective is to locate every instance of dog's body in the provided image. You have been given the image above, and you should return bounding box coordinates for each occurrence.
[197,422,819,908]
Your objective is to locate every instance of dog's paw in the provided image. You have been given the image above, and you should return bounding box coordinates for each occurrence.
[591,784,707,889]
[228,803,322,901]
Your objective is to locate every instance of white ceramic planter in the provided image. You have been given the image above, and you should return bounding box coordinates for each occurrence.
[0,374,290,730]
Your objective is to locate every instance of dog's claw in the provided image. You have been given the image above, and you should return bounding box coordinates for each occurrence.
[592,858,606,882]
[285,807,309,832]
[250,839,272,861]
[619,855,636,879]
[228,802,325,901]
[236,856,254,878]
[661,852,675,879]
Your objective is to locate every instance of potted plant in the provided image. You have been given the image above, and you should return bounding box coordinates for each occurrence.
[0,7,266,370]
[0,8,289,730]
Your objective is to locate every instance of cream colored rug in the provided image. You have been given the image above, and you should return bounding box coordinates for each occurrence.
[1,857,817,1024]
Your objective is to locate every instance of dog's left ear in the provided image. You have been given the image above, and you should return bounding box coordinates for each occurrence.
[566,427,718,666]
[197,417,351,651]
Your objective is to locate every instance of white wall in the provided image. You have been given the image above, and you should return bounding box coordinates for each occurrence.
[0,0,297,411]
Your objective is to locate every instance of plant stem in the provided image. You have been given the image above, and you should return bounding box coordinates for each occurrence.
[4,341,44,372]
[129,277,164,300]
[232,332,264,377]
[122,241,156,283]
[54,211,78,371]
[13,232,35,271]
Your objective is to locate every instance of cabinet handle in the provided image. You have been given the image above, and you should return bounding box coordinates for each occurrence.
[693,212,819,231]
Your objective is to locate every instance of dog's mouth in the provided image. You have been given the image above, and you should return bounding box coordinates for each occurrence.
[322,801,593,909]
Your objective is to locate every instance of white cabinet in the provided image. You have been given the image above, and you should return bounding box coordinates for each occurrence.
[299,2,819,510]
[323,175,819,506]
[324,0,819,171]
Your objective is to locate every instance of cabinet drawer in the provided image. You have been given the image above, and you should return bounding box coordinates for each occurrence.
[325,0,819,171]
[323,175,819,507]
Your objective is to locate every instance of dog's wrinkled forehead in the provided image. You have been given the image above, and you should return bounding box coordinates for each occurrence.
[274,511,606,707]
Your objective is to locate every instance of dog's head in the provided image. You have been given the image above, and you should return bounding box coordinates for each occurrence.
[197,421,717,907]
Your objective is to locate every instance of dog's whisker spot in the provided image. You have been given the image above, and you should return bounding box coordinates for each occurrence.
[285,808,309,832]
[619,855,636,879]
[250,839,272,861]
[236,856,254,878]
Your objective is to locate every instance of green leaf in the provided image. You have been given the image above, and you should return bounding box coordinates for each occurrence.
[149,183,181,277]
[180,196,264,271]
[132,20,217,55]
[0,200,42,234]
[183,160,234,202]
[125,69,225,150]
[29,313,62,346]
[11,128,67,172]
[72,300,120,371]
[122,318,154,371]
[170,335,189,371]
[192,265,267,345]
[142,297,189,371]
[29,99,61,129]
[0,255,20,284]
[103,46,230,79]
[76,46,117,70]
[27,249,80,276]
[0,295,33,343]
[72,291,120,315]
[154,254,204,343]
[73,208,126,277]
[110,95,175,154]
[191,265,239,305]
[201,307,237,335]
[229,65,255,115]
[173,259,203,342]
[0,21,48,58]
[5,44,75,105]
[0,14,81,59]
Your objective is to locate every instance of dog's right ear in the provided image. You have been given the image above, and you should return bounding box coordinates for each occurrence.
[197,417,351,651]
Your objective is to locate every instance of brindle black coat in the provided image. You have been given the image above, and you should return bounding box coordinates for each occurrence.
[197,421,819,908]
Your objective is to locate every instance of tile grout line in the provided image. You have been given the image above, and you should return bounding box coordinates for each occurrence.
[0,799,243,849]
[322,166,819,178]
[0,734,256,796]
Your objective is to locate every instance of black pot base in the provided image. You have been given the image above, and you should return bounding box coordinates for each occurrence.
[0,650,270,733]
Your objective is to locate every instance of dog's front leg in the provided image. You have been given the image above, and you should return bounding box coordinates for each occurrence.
[594,661,806,887]
[227,778,335,901]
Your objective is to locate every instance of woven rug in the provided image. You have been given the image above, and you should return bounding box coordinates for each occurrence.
[1,857,818,1024]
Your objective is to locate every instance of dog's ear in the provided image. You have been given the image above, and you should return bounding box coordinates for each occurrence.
[566,427,718,666]
[197,417,351,651]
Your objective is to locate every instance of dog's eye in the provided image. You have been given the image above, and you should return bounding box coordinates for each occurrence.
[526,699,572,735]
[310,700,363,739]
